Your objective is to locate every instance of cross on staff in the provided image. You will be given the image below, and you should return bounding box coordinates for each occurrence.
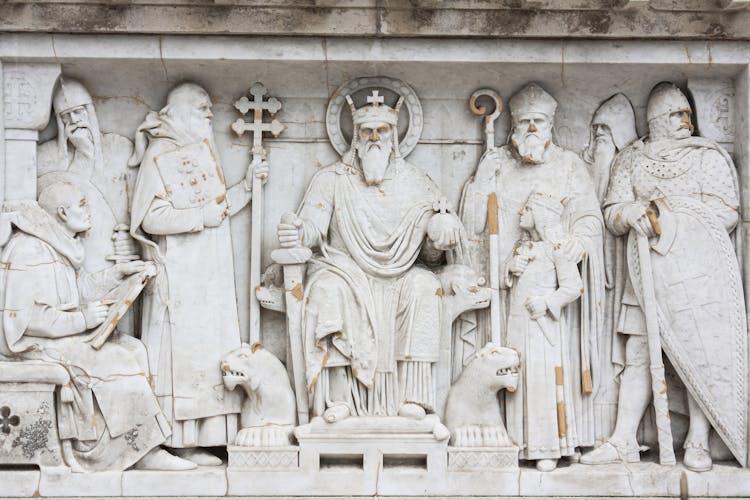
[232,82,286,161]
[231,82,286,345]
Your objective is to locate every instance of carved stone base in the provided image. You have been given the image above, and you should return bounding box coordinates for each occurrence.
[228,416,452,495]
[1,457,750,496]
[0,362,69,470]
[448,446,519,471]
[227,445,299,470]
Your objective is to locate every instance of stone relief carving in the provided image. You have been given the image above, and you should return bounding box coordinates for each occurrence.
[460,82,606,462]
[221,343,296,447]
[37,79,138,274]
[0,183,190,472]
[278,82,468,425]
[444,342,518,447]
[688,78,736,152]
[3,64,59,131]
[582,93,639,445]
[325,76,423,158]
[582,82,747,473]
[505,191,585,472]
[128,82,268,466]
[0,65,747,497]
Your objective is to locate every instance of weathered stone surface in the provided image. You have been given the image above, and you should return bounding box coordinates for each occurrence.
[1,8,750,495]
[3,1,750,39]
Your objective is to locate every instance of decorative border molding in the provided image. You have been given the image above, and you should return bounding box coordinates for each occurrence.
[2,2,750,39]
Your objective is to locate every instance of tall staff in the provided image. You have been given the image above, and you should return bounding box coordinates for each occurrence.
[469,89,503,344]
[232,82,286,344]
[635,209,676,465]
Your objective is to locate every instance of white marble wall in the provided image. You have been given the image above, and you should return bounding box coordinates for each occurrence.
[3,36,745,358]
[2,34,750,497]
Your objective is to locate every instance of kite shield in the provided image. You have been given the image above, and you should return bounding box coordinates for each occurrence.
[627,196,748,466]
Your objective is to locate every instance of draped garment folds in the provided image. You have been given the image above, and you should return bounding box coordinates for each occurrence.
[129,114,241,447]
[0,203,169,471]
[604,136,747,466]
[505,239,583,460]
[459,144,605,447]
[297,160,455,416]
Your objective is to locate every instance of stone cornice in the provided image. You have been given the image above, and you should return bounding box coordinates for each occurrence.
[2,1,750,39]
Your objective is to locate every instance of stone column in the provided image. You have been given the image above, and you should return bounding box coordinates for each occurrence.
[2,62,60,201]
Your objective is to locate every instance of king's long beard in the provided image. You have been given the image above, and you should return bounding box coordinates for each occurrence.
[359,143,391,186]
[512,131,550,165]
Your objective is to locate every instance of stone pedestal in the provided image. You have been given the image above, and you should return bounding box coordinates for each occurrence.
[448,446,519,471]
[0,361,69,470]
[228,445,299,470]
[228,415,452,496]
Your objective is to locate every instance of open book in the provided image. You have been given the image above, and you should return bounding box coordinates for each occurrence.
[85,262,158,350]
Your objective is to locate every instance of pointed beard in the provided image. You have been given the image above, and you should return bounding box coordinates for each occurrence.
[359,143,391,186]
[512,132,549,164]
[65,123,95,155]
[191,119,214,142]
[592,137,616,201]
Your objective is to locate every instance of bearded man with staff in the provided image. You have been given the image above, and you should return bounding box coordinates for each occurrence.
[128,83,269,465]
[459,82,605,457]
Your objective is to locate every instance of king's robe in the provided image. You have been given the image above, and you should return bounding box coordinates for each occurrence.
[297,159,453,416]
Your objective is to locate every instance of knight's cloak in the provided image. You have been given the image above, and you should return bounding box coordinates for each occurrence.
[605,136,747,465]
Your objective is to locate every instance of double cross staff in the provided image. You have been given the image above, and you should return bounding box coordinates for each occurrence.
[469,89,503,344]
[232,82,286,345]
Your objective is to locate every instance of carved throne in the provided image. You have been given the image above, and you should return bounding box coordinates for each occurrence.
[247,245,462,485]
[0,359,72,471]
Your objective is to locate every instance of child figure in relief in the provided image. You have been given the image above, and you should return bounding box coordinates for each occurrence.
[504,191,583,472]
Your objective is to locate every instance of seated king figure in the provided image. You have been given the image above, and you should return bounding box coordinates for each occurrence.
[278,91,466,423]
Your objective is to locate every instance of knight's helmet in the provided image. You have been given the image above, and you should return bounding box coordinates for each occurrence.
[52,77,102,168]
[592,93,637,151]
[343,89,404,166]
[646,82,692,123]
[583,93,638,163]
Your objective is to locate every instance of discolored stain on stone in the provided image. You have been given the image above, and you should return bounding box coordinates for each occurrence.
[12,419,52,460]
[579,11,614,35]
